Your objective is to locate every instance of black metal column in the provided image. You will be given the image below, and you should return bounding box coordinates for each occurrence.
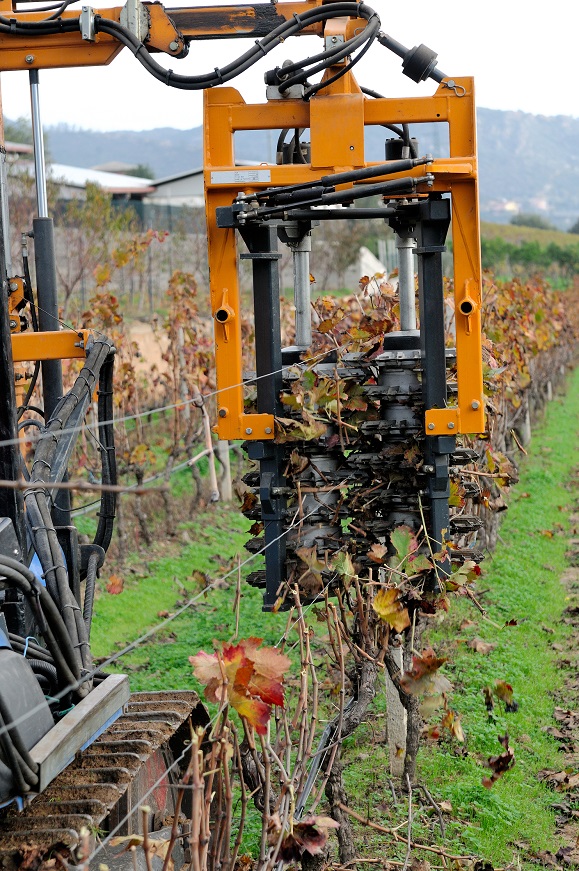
[415,197,454,553]
[240,224,288,611]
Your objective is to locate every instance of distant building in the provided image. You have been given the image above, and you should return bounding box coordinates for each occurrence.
[8,157,154,202]
[145,168,204,209]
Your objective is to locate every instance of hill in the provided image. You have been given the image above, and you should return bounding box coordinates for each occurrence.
[42,107,579,230]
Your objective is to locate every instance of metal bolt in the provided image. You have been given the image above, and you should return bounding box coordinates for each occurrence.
[264,427,272,434]
[25,55,34,64]
[471,400,480,410]
[245,427,253,435]
[9,282,18,292]
[447,422,455,429]
[169,40,179,51]
[423,464,434,473]
[331,35,338,42]
[427,422,435,430]
[9,320,17,329]
[349,145,355,151]
[218,408,227,418]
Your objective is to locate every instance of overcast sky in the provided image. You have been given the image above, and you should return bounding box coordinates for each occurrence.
[0,0,575,132]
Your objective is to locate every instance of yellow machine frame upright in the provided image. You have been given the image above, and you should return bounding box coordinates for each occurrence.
[203,70,484,442]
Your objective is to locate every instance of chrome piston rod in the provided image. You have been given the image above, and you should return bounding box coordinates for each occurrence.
[395,233,417,331]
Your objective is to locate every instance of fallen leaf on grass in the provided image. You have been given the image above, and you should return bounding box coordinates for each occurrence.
[460,619,476,630]
[533,851,559,867]
[556,845,576,865]
[468,637,496,655]
[537,769,579,791]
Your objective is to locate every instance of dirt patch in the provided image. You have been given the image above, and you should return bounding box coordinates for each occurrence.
[128,320,169,376]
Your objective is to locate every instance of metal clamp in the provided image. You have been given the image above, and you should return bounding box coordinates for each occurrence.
[80,6,95,42]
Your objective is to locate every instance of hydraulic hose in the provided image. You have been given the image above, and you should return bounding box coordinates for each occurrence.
[0,557,80,695]
[26,658,59,694]
[93,352,116,554]
[0,711,35,793]
[94,2,379,91]
[24,336,114,693]
[83,550,99,635]
[0,693,39,780]
[8,634,54,664]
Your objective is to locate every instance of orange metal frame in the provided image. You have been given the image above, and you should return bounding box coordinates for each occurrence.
[0,1,328,71]
[203,72,485,441]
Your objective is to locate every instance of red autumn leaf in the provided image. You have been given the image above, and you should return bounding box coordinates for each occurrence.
[190,638,291,734]
[106,573,124,595]
[229,688,271,734]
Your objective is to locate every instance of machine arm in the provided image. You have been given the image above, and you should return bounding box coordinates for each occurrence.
[0,0,377,72]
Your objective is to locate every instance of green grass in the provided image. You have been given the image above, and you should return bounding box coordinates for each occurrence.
[90,503,286,687]
[90,368,579,867]
[481,220,579,249]
[413,366,579,864]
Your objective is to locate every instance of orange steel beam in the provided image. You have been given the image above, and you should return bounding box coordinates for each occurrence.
[11,330,91,362]
[0,1,330,71]
[204,76,485,440]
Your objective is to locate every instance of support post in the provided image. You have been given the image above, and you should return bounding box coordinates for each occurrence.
[385,645,406,777]
[240,224,288,611]
[415,197,453,553]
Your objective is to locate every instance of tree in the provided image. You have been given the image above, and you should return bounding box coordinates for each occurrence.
[55,183,137,317]
[568,217,579,234]
[510,212,556,231]
[125,163,155,179]
[4,116,32,145]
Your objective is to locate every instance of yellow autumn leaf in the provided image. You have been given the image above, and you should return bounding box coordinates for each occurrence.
[372,587,411,633]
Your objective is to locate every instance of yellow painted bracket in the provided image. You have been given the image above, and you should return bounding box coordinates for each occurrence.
[204,75,486,440]
[11,330,91,362]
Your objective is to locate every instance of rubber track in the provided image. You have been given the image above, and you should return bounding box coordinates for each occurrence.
[0,690,209,868]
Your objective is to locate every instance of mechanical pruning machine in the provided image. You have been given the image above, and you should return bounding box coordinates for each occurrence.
[0,0,485,860]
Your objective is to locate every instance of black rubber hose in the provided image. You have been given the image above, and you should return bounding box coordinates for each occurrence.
[304,29,377,98]
[93,352,116,554]
[8,635,54,663]
[0,694,39,778]
[95,3,378,91]
[0,557,79,691]
[83,551,99,635]
[0,712,34,793]
[27,658,59,693]
[26,337,113,688]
